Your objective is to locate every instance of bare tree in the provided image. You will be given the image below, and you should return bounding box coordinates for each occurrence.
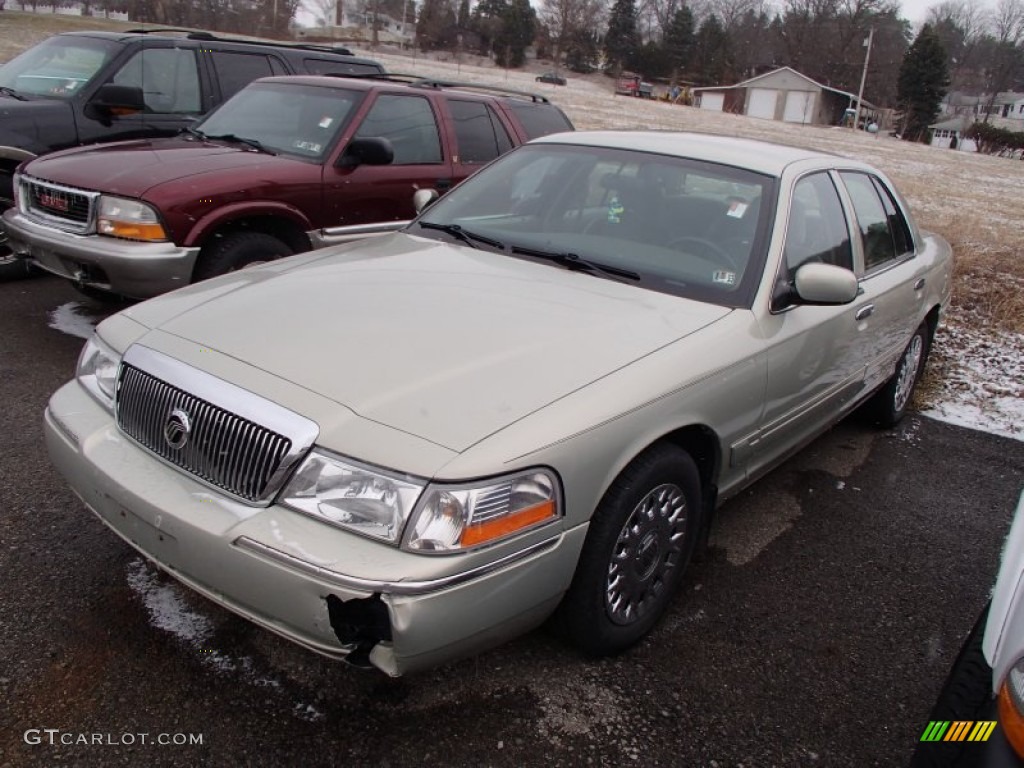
[538,0,605,60]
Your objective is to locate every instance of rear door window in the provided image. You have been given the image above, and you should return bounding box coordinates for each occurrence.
[505,101,574,139]
[447,99,513,164]
[839,171,913,273]
[210,51,287,101]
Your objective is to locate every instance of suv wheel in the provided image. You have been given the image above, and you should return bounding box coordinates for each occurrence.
[195,232,293,282]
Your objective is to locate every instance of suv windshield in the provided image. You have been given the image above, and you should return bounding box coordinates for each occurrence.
[195,82,361,159]
[416,143,776,308]
[0,35,117,98]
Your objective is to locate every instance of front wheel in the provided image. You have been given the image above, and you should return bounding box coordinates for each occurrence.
[557,444,703,656]
[866,322,930,427]
[194,232,293,282]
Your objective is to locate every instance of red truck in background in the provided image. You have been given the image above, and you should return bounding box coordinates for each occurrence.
[614,72,654,98]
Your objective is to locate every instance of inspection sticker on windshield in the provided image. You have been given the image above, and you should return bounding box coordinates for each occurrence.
[712,270,736,285]
[318,117,333,128]
[727,201,748,218]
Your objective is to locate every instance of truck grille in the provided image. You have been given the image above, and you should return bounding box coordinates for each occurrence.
[116,363,296,503]
[20,176,98,233]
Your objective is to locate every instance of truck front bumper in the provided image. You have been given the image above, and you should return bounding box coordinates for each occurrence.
[3,209,199,298]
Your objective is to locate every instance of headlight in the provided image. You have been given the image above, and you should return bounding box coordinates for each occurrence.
[97,195,167,241]
[13,172,26,213]
[405,469,560,552]
[999,658,1024,758]
[76,334,120,410]
[280,450,425,544]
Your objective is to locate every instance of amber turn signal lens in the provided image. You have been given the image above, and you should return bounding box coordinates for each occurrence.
[460,500,556,547]
[98,220,168,241]
[999,682,1024,758]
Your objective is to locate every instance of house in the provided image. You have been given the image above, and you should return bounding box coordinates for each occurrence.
[929,116,978,152]
[691,66,881,128]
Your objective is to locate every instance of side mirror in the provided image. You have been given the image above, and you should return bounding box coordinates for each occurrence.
[793,263,859,305]
[338,136,394,169]
[413,188,439,214]
[86,84,146,120]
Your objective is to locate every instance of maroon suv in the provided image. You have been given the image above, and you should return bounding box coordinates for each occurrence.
[3,75,573,298]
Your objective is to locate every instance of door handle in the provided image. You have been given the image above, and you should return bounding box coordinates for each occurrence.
[914,277,926,290]
[435,178,452,191]
[855,304,875,321]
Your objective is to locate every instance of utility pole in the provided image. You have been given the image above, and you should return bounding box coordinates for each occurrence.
[853,27,874,131]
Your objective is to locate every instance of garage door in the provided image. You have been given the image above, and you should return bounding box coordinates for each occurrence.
[699,92,724,111]
[783,91,815,123]
[747,89,778,119]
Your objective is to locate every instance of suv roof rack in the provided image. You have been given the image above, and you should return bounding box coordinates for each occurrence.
[125,29,354,55]
[321,72,549,102]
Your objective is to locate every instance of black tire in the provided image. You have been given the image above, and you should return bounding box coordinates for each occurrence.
[193,232,292,282]
[557,444,703,656]
[0,169,32,280]
[865,322,930,428]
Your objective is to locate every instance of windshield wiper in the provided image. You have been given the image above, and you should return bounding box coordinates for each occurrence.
[0,86,27,101]
[417,221,505,250]
[202,132,274,154]
[511,245,641,282]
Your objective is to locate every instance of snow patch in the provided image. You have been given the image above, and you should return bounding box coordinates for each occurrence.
[47,301,96,340]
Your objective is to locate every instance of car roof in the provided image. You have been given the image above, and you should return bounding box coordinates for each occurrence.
[253,74,552,104]
[534,130,846,176]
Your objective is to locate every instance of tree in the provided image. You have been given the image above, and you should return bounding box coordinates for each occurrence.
[538,0,605,66]
[604,0,640,72]
[664,5,696,78]
[564,27,600,71]
[690,13,733,85]
[493,0,535,67]
[897,23,950,141]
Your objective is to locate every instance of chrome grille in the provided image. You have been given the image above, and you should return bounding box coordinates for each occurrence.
[117,363,293,502]
[20,176,98,233]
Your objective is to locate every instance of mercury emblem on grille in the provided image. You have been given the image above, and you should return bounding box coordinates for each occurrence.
[163,408,192,450]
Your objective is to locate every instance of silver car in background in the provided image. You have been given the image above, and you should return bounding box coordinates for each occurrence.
[45,132,953,675]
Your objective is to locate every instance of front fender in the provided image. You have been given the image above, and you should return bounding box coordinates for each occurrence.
[177,201,315,248]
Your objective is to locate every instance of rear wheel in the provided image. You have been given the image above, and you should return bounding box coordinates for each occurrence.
[865,322,930,428]
[194,232,293,282]
[557,444,703,656]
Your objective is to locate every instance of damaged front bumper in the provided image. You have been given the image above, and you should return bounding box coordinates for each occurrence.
[44,380,585,676]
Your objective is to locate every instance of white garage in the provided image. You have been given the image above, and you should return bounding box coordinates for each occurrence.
[783,91,815,123]
[699,92,725,112]
[747,89,779,120]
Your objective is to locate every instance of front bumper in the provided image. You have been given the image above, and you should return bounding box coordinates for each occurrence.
[44,380,584,676]
[2,208,199,298]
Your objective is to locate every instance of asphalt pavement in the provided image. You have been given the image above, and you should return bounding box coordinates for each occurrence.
[1,274,1022,768]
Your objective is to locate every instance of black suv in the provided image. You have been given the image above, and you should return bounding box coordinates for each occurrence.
[0,29,384,276]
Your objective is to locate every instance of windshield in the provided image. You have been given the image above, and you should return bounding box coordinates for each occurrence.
[415,143,777,308]
[0,35,118,98]
[196,82,362,160]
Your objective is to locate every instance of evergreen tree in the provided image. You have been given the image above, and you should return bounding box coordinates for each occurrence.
[493,0,536,68]
[565,28,600,73]
[604,0,639,73]
[897,24,950,142]
[457,0,470,28]
[690,14,732,86]
[471,0,508,56]
[664,6,695,80]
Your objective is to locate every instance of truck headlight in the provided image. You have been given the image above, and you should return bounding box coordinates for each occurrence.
[97,195,168,241]
[999,659,1024,758]
[405,469,560,552]
[76,334,120,410]
[280,450,425,544]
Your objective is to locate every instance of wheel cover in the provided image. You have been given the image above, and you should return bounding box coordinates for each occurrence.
[605,483,688,626]
[893,334,924,412]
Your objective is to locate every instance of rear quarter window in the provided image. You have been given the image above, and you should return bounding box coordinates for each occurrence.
[505,101,574,139]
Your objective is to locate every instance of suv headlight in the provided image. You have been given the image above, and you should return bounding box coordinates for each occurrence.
[999,658,1024,758]
[97,195,167,241]
[280,450,425,544]
[76,334,120,410]
[405,469,560,552]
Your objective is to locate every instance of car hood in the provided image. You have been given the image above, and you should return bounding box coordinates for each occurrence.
[23,137,299,198]
[125,234,732,452]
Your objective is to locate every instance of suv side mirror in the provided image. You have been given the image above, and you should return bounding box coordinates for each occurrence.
[413,189,440,214]
[86,84,146,121]
[338,136,394,169]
